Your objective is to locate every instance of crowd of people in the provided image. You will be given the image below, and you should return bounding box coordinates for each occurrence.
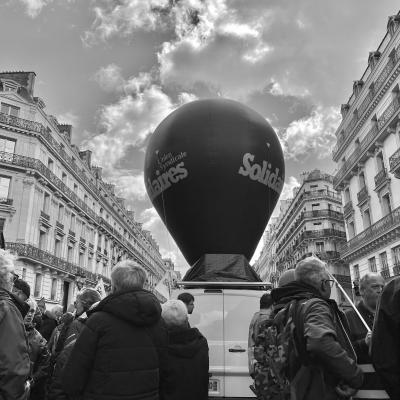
[0,249,209,400]
[248,256,399,400]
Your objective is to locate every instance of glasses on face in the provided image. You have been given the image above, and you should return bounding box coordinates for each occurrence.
[322,279,335,288]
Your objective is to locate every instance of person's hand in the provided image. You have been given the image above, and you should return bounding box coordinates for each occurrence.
[335,383,357,398]
[364,331,372,346]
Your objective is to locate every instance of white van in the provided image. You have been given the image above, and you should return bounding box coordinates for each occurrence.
[172,281,270,399]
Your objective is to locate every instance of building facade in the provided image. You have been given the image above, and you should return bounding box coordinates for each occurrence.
[254,170,352,305]
[332,13,400,287]
[0,71,168,310]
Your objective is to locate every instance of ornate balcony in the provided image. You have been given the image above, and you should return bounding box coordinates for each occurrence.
[68,229,75,237]
[317,251,341,261]
[341,205,400,259]
[0,111,43,133]
[381,268,391,279]
[393,263,400,276]
[56,221,64,230]
[300,229,346,242]
[0,197,13,205]
[343,201,354,216]
[357,186,369,205]
[79,237,86,244]
[374,167,390,190]
[389,147,400,178]
[5,242,96,281]
[302,209,343,220]
[40,210,50,221]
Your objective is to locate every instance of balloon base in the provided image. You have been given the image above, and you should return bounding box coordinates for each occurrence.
[183,253,262,282]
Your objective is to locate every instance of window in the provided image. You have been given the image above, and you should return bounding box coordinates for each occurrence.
[51,279,57,300]
[73,183,78,194]
[359,172,366,188]
[353,264,360,280]
[0,176,11,199]
[381,193,392,215]
[79,251,85,268]
[57,204,64,222]
[62,172,67,184]
[67,245,74,262]
[392,245,400,266]
[362,209,372,229]
[347,220,355,239]
[70,214,76,231]
[21,268,26,280]
[34,273,42,298]
[380,252,389,270]
[0,136,16,153]
[0,218,4,232]
[39,231,47,250]
[47,158,54,172]
[43,192,50,212]
[376,152,385,172]
[344,187,351,204]
[54,238,61,257]
[368,257,377,272]
[1,102,20,117]
[316,242,325,253]
[310,184,318,189]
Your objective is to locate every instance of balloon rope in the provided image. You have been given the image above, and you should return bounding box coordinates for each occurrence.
[325,268,371,332]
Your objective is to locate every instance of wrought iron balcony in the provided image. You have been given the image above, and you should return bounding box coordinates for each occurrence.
[343,201,354,216]
[381,268,391,279]
[357,186,369,205]
[56,221,64,230]
[374,167,389,189]
[300,229,347,242]
[389,147,400,178]
[317,251,341,261]
[302,209,343,220]
[79,237,86,244]
[40,210,50,221]
[5,242,96,281]
[0,197,13,205]
[68,229,75,237]
[342,205,400,256]
[0,111,44,133]
[332,274,351,287]
[88,243,94,250]
[393,263,400,276]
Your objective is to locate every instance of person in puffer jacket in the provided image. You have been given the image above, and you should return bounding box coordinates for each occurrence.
[161,300,209,400]
[47,288,101,400]
[62,260,169,400]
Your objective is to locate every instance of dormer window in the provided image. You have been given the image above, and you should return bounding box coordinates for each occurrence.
[0,79,20,93]
[1,102,20,117]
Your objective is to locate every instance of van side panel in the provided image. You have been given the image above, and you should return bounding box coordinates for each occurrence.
[188,291,225,397]
[223,290,262,398]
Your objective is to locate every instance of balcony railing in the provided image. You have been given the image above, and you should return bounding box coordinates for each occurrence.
[79,237,86,244]
[343,202,354,216]
[374,167,389,188]
[40,210,50,221]
[68,229,75,237]
[317,251,341,260]
[300,229,347,242]
[342,205,400,254]
[393,263,400,276]
[0,197,13,205]
[334,96,400,188]
[56,221,64,230]
[332,47,400,160]
[381,268,391,279]
[357,186,369,204]
[0,111,43,133]
[302,209,343,220]
[5,242,97,281]
[389,147,400,178]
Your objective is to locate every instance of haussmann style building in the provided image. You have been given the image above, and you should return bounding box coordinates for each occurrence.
[332,12,400,289]
[0,71,169,310]
[253,169,352,306]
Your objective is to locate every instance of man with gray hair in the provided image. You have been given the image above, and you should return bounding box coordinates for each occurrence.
[62,260,169,400]
[345,273,384,363]
[269,256,363,399]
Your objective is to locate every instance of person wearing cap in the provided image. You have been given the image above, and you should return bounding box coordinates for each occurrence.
[0,249,30,400]
[12,278,31,302]
[161,299,209,400]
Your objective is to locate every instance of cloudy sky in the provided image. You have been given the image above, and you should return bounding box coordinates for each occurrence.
[1,0,399,273]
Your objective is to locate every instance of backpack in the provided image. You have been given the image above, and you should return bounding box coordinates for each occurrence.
[253,299,312,400]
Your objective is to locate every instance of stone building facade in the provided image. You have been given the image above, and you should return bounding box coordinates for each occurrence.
[0,71,168,310]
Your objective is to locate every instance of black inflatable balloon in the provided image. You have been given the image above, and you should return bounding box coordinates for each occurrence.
[144,98,285,266]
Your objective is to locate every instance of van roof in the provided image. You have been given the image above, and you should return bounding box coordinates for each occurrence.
[175,281,271,289]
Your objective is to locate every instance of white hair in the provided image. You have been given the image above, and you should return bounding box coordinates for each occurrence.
[111,260,147,292]
[0,249,17,291]
[295,256,328,289]
[162,299,188,328]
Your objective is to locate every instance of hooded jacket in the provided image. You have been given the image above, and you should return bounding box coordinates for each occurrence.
[371,277,400,400]
[62,288,168,400]
[271,282,363,400]
[0,288,30,400]
[164,327,209,400]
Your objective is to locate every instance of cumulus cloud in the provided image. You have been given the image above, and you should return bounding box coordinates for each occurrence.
[281,106,340,162]
[19,0,52,17]
[57,111,79,127]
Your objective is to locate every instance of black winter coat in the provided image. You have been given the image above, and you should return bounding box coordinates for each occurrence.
[164,327,209,400]
[39,313,58,342]
[371,277,400,400]
[62,289,169,400]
